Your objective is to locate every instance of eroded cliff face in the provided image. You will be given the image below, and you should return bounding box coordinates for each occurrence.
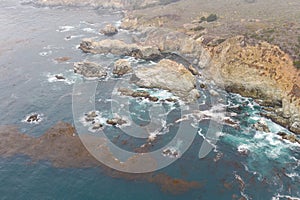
[206,36,300,134]
[28,0,300,134]
[118,1,300,134]
[119,19,300,134]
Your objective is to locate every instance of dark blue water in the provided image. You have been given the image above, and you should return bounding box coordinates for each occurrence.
[0,1,300,199]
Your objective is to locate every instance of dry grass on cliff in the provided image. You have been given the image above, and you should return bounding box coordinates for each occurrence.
[124,0,300,67]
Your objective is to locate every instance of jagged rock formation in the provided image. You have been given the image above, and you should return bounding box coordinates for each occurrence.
[113,59,132,76]
[100,24,118,36]
[79,38,162,60]
[132,59,200,103]
[74,61,107,78]
[206,36,300,134]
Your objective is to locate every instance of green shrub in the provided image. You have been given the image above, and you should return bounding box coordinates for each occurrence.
[200,16,206,22]
[206,14,218,22]
[294,60,300,69]
[199,14,218,23]
[264,29,275,34]
[192,26,205,31]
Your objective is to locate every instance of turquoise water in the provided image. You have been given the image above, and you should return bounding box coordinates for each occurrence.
[0,1,300,199]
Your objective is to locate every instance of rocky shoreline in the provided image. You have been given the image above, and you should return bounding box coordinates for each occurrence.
[116,0,300,135]
[29,0,300,135]
[1,1,300,198]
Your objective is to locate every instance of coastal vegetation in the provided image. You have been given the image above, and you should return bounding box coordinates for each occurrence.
[199,14,217,23]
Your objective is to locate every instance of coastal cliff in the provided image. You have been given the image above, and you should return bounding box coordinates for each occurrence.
[29,0,300,134]
[117,0,300,134]
[207,36,300,134]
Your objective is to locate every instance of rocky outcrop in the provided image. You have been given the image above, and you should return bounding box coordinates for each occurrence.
[113,59,132,76]
[123,28,300,133]
[106,118,127,126]
[74,61,107,78]
[253,120,270,132]
[25,114,40,123]
[118,88,159,102]
[277,132,300,144]
[79,38,162,60]
[132,59,200,103]
[206,36,300,134]
[100,24,118,36]
[130,28,211,69]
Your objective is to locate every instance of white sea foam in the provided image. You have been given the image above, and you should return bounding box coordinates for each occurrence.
[114,20,122,27]
[39,51,52,56]
[80,21,96,26]
[237,144,250,154]
[56,25,75,32]
[64,34,85,41]
[273,194,300,200]
[82,27,98,34]
[43,45,64,50]
[285,172,299,179]
[46,73,76,85]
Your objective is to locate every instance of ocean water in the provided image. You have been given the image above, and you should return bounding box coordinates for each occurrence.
[0,0,300,199]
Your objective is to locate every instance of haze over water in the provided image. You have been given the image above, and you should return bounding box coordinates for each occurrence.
[0,1,300,199]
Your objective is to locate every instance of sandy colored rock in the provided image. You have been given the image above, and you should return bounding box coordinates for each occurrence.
[79,38,161,60]
[74,61,107,78]
[133,59,199,103]
[206,36,300,134]
[113,59,132,76]
[100,24,118,36]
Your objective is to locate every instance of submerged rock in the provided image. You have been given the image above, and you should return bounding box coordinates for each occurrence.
[0,122,201,194]
[100,24,118,36]
[113,59,132,76]
[118,87,160,102]
[55,75,65,80]
[162,148,179,158]
[74,61,107,78]
[132,59,199,103]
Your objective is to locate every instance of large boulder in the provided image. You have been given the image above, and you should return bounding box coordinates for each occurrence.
[132,59,200,103]
[100,24,118,36]
[113,59,132,76]
[79,38,162,60]
[74,61,107,78]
